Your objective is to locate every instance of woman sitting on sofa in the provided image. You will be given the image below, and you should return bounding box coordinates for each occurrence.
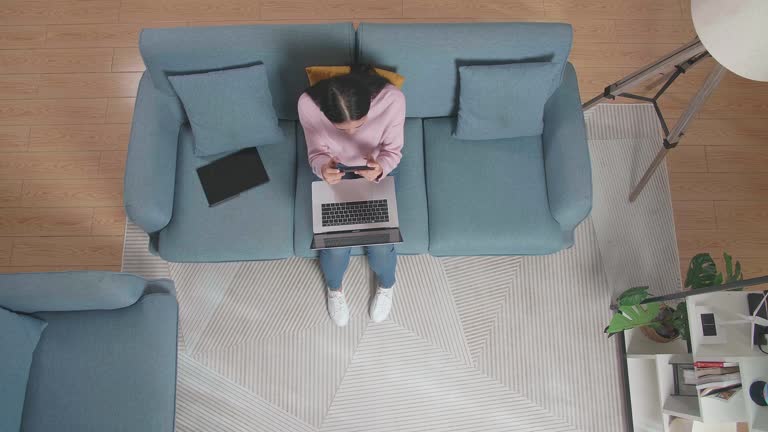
[298,64,405,327]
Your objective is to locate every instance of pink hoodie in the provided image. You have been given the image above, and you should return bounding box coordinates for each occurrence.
[297,84,405,180]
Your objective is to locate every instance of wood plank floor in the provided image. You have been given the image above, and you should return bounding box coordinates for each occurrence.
[0,0,766,283]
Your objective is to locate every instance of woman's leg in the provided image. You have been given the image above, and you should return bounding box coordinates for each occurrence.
[319,247,352,290]
[366,244,397,288]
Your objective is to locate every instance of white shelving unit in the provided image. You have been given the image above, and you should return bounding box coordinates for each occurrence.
[624,291,768,432]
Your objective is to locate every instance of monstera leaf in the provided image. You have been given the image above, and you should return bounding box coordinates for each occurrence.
[604,302,662,335]
[685,253,721,289]
[723,252,743,283]
[685,252,743,289]
[617,286,651,307]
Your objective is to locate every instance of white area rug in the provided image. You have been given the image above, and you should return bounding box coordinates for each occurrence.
[122,103,680,432]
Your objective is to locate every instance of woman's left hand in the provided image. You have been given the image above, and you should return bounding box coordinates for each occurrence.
[356,159,383,182]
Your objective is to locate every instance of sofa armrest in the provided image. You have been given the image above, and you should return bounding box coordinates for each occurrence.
[124,72,184,234]
[0,271,175,313]
[542,62,592,231]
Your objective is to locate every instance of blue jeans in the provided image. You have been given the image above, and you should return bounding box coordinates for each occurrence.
[319,170,398,291]
[321,244,397,290]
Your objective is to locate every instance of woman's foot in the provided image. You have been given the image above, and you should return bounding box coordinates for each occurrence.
[327,289,349,327]
[369,286,394,322]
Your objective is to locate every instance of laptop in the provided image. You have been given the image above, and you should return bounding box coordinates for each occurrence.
[311,177,403,249]
[196,147,269,207]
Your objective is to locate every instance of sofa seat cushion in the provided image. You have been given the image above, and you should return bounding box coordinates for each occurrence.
[157,121,296,261]
[294,118,429,258]
[22,294,177,432]
[424,117,564,256]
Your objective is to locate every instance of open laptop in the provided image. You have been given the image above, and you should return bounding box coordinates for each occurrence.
[311,177,403,249]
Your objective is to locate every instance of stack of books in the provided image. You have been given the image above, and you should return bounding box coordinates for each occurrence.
[684,361,742,401]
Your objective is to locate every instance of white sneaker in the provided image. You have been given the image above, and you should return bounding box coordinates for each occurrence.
[369,286,394,322]
[327,289,349,327]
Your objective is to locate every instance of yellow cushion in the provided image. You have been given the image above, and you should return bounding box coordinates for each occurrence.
[305,66,405,89]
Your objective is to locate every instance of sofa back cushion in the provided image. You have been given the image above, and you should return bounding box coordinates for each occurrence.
[139,23,355,120]
[356,22,573,118]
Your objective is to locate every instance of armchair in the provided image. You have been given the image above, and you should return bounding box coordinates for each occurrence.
[0,271,178,432]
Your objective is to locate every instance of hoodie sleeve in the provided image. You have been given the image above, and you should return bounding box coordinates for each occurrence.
[298,93,333,179]
[375,89,406,179]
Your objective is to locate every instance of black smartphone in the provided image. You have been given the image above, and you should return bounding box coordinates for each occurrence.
[337,163,373,172]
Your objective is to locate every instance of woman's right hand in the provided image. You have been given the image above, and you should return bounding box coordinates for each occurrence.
[322,160,343,185]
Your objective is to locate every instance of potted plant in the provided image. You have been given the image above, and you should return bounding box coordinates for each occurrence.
[604,252,743,342]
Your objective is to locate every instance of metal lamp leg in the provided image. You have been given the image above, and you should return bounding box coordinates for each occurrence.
[582,39,707,111]
[581,37,729,202]
[628,63,727,202]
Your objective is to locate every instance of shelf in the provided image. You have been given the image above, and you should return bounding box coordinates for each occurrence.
[754,409,768,432]
[627,357,665,432]
[739,357,768,430]
[626,327,689,358]
[699,388,746,423]
[663,395,701,421]
[658,354,702,424]
[622,290,768,431]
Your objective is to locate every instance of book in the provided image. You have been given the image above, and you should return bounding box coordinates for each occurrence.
[711,387,741,401]
[697,379,742,391]
[683,371,742,385]
[693,361,738,368]
[700,383,742,398]
[688,366,740,378]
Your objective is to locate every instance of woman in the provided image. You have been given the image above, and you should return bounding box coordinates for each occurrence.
[298,65,405,327]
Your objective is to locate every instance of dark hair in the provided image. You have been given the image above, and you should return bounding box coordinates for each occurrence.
[305,64,391,124]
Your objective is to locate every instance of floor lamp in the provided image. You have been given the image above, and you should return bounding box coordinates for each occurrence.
[582,0,768,202]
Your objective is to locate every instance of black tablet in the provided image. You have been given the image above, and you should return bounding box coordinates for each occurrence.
[196,147,269,207]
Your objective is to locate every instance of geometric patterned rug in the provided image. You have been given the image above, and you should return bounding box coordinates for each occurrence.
[122,103,678,432]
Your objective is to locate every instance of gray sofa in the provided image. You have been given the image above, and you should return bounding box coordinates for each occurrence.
[124,22,592,262]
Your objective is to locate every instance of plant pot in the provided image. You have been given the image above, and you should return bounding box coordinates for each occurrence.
[638,304,681,343]
[639,325,678,343]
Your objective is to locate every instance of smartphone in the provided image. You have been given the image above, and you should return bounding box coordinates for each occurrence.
[337,163,373,172]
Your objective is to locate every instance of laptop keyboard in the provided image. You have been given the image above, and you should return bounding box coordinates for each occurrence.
[321,199,389,227]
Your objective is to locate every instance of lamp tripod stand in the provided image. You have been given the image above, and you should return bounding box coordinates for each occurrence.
[582,38,727,202]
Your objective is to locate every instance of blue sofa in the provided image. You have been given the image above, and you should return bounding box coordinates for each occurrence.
[125,22,592,262]
[0,272,178,432]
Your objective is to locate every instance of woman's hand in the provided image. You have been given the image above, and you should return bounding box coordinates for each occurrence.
[356,159,383,182]
[322,160,343,185]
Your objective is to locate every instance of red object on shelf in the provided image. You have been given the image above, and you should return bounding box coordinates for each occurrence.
[693,361,739,368]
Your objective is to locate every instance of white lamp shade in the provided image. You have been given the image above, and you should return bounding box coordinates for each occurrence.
[692,0,768,82]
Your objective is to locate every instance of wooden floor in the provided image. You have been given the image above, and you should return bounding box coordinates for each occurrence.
[0,0,766,282]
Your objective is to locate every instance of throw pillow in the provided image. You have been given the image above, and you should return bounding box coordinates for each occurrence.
[305,66,405,88]
[454,62,562,140]
[168,64,285,156]
[0,307,47,432]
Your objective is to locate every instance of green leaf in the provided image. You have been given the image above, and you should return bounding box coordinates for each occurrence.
[734,261,743,281]
[672,302,690,341]
[617,286,650,307]
[605,303,662,334]
[724,253,733,280]
[685,253,722,289]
